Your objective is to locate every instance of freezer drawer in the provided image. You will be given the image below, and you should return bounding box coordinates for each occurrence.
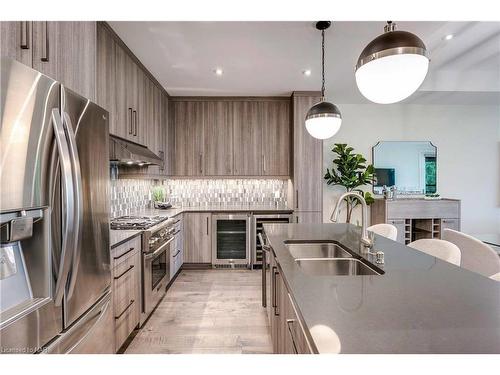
[45,291,114,354]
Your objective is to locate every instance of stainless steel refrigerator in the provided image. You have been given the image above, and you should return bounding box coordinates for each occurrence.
[0,58,114,353]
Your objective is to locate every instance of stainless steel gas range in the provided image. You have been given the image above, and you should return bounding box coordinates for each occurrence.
[111,215,179,325]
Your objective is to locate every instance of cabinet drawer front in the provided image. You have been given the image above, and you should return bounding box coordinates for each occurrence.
[113,255,137,316]
[286,293,311,354]
[387,200,460,219]
[112,236,141,268]
[114,299,138,351]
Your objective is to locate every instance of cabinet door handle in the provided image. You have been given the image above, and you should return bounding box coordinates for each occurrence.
[206,216,209,235]
[40,21,49,62]
[133,110,137,136]
[286,319,299,354]
[159,150,164,172]
[272,266,279,316]
[114,299,135,320]
[295,190,299,209]
[262,154,266,173]
[128,108,133,134]
[271,266,276,308]
[114,265,134,280]
[20,21,30,49]
[199,153,203,174]
[113,247,134,260]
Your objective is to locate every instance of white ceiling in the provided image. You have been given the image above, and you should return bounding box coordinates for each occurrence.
[109,21,500,104]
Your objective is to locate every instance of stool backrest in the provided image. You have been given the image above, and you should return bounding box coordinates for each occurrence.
[408,239,461,266]
[442,229,500,277]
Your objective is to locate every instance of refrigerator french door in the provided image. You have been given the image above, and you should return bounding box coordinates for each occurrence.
[0,58,113,353]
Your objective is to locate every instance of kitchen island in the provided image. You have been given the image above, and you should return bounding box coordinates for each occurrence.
[263,223,500,354]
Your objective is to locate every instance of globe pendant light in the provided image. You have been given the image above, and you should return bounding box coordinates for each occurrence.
[355,21,429,104]
[305,21,342,140]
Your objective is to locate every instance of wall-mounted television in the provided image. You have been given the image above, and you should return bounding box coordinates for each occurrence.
[374,168,395,187]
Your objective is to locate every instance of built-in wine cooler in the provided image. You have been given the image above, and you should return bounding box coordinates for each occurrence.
[252,214,292,267]
[212,214,251,268]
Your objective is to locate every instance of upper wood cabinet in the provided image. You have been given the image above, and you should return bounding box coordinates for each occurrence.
[262,100,290,176]
[204,101,233,176]
[170,98,291,177]
[173,101,205,176]
[96,23,117,134]
[232,101,262,176]
[1,21,96,100]
[0,21,33,66]
[113,41,131,139]
[292,93,323,212]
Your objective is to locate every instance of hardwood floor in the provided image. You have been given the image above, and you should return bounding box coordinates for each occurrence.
[124,269,272,354]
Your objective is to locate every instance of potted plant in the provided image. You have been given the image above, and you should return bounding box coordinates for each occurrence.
[324,143,375,223]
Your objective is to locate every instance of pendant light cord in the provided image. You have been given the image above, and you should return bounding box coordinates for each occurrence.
[321,29,325,100]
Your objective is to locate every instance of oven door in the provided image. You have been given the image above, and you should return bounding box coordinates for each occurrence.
[141,239,171,325]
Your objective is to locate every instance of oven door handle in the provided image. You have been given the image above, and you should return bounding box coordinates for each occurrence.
[144,236,174,260]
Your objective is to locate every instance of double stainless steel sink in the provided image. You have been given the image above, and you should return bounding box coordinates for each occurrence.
[283,240,383,276]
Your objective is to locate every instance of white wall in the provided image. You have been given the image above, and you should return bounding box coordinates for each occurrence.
[374,141,436,193]
[322,104,500,234]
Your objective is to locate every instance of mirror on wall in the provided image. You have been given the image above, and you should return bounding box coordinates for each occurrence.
[372,141,437,195]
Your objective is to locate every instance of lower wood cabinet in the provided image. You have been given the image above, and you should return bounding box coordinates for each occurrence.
[269,248,312,354]
[111,236,141,352]
[371,198,461,244]
[183,213,212,264]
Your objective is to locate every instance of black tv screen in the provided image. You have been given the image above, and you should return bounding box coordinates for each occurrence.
[375,168,395,187]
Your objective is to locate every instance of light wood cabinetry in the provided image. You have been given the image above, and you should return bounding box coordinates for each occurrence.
[292,92,323,212]
[291,92,323,223]
[183,213,212,264]
[262,100,290,176]
[97,22,173,179]
[204,101,234,175]
[96,23,117,134]
[371,198,461,244]
[113,42,131,139]
[160,92,173,175]
[232,101,262,176]
[111,236,141,352]
[170,98,291,177]
[0,21,33,66]
[1,21,96,100]
[173,101,205,176]
[269,248,312,354]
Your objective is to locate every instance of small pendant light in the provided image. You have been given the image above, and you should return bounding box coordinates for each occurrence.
[305,21,342,140]
[355,21,429,104]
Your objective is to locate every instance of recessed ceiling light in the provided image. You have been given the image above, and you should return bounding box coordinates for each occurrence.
[303,69,312,76]
[444,34,454,41]
[214,68,223,76]
[126,161,134,165]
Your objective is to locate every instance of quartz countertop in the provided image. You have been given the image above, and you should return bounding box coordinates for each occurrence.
[264,223,500,354]
[110,204,293,248]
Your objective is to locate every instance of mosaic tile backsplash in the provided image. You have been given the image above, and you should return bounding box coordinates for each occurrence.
[110,179,154,218]
[110,179,288,218]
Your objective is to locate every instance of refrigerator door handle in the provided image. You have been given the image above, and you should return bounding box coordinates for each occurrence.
[51,108,77,306]
[62,110,84,301]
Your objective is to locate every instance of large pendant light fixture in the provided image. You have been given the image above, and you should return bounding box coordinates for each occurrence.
[305,21,342,140]
[355,21,429,104]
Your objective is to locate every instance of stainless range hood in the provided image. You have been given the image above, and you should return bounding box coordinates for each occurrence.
[109,134,164,167]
